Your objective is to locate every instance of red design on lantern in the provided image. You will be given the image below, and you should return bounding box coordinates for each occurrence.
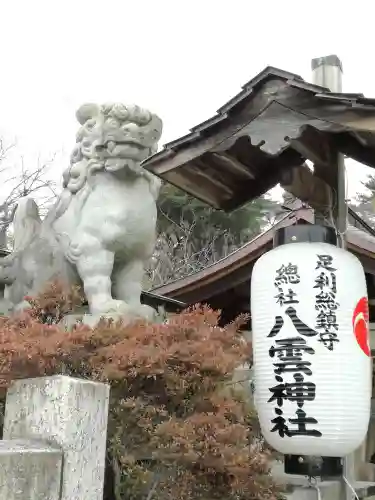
[352,297,370,357]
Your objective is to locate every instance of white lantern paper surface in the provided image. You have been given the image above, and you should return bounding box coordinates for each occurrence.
[251,242,371,457]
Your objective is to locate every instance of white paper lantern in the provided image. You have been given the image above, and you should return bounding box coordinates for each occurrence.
[251,241,371,457]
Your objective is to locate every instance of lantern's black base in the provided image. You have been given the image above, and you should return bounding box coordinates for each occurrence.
[284,454,343,478]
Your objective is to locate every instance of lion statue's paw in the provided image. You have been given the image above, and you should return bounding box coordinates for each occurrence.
[92,299,132,315]
[132,303,157,322]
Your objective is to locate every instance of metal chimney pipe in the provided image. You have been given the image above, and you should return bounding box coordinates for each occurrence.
[311,54,343,92]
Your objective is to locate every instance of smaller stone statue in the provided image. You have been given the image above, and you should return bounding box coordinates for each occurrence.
[0,102,163,322]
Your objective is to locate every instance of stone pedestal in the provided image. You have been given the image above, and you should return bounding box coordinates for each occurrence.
[60,307,163,331]
[60,312,129,330]
[285,481,375,499]
[3,375,110,500]
[0,439,62,500]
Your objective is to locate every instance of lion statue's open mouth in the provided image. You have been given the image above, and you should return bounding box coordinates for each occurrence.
[98,139,148,160]
[75,102,161,159]
[65,102,163,178]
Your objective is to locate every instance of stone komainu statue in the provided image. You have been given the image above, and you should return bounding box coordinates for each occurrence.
[0,102,163,320]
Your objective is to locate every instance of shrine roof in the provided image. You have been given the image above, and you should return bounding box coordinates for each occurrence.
[151,207,375,305]
[143,66,375,211]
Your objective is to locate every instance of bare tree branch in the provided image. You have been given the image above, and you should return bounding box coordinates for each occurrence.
[0,143,59,247]
[146,199,281,288]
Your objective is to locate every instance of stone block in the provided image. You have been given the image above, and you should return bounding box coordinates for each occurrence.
[60,312,126,330]
[60,311,159,331]
[285,481,375,499]
[0,439,62,499]
[3,375,110,500]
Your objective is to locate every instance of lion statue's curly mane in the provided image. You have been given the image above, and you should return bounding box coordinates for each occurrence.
[0,102,163,320]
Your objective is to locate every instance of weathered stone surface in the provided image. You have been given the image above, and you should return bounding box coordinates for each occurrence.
[59,305,167,331]
[0,103,163,321]
[272,461,375,499]
[285,481,375,499]
[0,439,62,499]
[3,375,110,500]
[60,311,155,331]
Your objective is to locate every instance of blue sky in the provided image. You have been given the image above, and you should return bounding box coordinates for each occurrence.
[0,0,374,203]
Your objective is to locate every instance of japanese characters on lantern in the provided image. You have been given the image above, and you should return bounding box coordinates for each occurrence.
[314,254,339,351]
[269,262,322,439]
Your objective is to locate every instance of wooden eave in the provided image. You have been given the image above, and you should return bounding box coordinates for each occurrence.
[140,290,186,312]
[142,66,375,211]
